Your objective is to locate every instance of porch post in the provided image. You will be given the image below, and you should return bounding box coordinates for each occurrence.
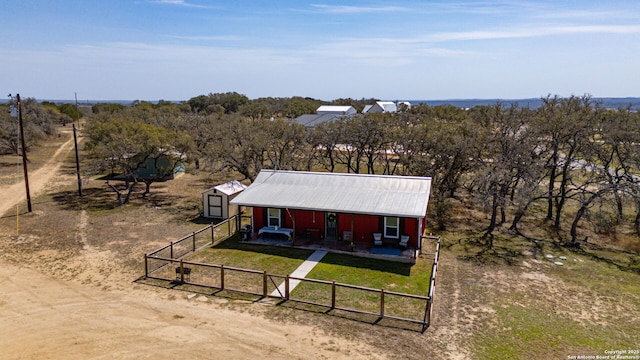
[418,217,423,251]
[292,209,296,243]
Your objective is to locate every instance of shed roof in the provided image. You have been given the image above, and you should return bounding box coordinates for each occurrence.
[202,180,247,196]
[230,170,431,218]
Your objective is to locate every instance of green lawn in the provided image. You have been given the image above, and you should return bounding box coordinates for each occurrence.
[187,235,314,275]
[181,236,434,322]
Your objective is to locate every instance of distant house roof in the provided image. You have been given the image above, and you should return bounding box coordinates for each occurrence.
[230,170,432,218]
[202,180,247,196]
[316,105,357,115]
[294,113,341,128]
[363,101,397,113]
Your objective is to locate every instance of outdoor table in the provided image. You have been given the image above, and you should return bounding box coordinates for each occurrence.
[258,226,294,241]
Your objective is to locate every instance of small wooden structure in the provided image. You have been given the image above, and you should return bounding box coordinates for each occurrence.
[202,180,247,219]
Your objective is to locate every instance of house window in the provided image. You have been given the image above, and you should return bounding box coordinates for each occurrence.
[268,208,281,227]
[384,217,399,238]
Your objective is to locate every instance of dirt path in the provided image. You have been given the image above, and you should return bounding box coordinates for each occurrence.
[0,133,386,359]
[0,130,75,217]
[0,261,380,359]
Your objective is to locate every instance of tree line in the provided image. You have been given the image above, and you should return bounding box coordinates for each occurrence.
[82,93,640,248]
[0,98,82,155]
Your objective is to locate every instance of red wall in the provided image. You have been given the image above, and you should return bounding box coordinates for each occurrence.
[293,210,325,233]
[403,217,419,248]
[251,207,421,245]
[252,207,264,232]
[342,214,380,243]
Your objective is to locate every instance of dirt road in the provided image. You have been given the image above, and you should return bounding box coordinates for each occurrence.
[0,131,385,359]
[0,132,75,217]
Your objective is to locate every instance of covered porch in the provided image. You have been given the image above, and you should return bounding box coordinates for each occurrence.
[242,230,418,263]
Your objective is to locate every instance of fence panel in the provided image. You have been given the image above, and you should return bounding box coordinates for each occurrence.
[217,266,264,295]
[334,284,380,315]
[146,246,173,274]
[266,274,287,297]
[286,278,333,307]
[212,216,238,244]
[181,262,221,288]
[193,225,214,251]
[380,291,429,322]
[172,236,196,259]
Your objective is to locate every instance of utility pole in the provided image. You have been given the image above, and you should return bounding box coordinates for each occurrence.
[16,94,32,212]
[74,92,79,127]
[73,124,82,196]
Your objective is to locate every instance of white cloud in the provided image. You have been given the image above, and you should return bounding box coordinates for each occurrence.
[309,4,410,14]
[148,0,208,9]
[169,35,245,42]
[422,24,640,42]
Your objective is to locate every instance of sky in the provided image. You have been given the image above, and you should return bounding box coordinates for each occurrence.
[1,0,639,101]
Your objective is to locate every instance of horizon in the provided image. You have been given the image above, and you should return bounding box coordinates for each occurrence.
[3,96,640,112]
[5,95,640,102]
[1,1,639,100]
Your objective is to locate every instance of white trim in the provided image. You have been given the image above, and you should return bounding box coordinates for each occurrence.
[384,216,399,239]
[268,208,281,227]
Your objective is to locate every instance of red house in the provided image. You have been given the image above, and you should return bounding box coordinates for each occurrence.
[230,170,432,257]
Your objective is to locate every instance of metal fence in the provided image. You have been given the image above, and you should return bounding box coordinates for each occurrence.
[144,226,441,332]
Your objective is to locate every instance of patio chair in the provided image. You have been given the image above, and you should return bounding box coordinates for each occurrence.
[373,233,382,246]
[399,235,409,249]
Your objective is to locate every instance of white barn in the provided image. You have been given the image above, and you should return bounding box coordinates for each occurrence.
[201,180,247,219]
[316,105,357,115]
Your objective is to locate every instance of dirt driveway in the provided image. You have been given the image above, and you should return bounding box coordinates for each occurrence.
[0,130,386,360]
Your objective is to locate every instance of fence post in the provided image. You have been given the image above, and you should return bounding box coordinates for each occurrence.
[211,224,215,245]
[263,271,268,297]
[220,265,225,290]
[144,254,148,278]
[425,299,431,328]
[192,232,196,251]
[285,275,290,300]
[179,259,184,283]
[380,288,385,318]
[170,241,174,259]
[227,219,231,238]
[331,281,336,309]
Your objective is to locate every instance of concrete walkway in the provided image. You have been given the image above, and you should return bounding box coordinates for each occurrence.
[271,250,328,297]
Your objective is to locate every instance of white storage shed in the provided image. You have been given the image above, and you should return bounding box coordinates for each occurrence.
[202,180,247,219]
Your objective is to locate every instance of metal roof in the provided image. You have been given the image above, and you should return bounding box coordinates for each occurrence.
[316,105,357,115]
[202,180,247,196]
[230,170,431,218]
[293,113,341,127]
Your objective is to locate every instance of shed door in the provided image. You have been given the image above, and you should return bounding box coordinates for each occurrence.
[208,194,223,218]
